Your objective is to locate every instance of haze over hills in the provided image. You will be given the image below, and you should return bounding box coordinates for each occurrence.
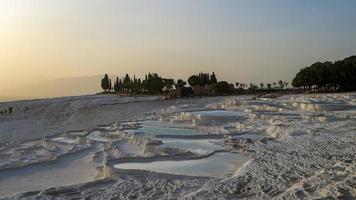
[0,75,104,102]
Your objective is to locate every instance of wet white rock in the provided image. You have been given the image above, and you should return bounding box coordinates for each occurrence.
[1,93,356,199]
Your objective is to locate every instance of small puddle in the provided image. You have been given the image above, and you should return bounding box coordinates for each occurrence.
[114,152,248,178]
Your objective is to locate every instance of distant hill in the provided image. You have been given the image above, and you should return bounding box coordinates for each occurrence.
[0,75,105,102]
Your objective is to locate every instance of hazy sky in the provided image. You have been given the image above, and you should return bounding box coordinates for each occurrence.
[1,0,356,86]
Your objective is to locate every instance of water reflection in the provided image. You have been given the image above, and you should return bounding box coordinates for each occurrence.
[114,152,248,178]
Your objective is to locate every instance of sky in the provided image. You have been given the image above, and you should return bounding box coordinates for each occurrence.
[0,0,356,100]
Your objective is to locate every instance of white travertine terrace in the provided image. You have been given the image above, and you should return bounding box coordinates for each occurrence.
[0,93,355,199]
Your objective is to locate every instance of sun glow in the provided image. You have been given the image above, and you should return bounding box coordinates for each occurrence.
[0,1,31,23]
[0,0,356,101]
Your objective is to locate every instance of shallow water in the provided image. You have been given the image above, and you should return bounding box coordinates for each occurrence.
[51,137,77,144]
[0,148,96,198]
[192,110,245,117]
[67,130,88,136]
[191,110,247,126]
[233,133,266,140]
[87,131,119,142]
[135,125,201,137]
[116,141,143,156]
[114,152,248,178]
[160,139,223,155]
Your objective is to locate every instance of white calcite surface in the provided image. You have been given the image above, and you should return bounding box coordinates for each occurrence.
[51,137,78,144]
[0,93,355,199]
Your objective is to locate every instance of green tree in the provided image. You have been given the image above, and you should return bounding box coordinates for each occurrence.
[123,74,131,92]
[278,80,284,89]
[215,81,233,94]
[114,77,120,92]
[142,73,165,93]
[188,75,200,87]
[101,74,110,91]
[235,82,240,89]
[198,72,210,86]
[210,72,217,84]
[8,107,13,114]
[109,79,112,91]
[176,79,187,89]
[272,82,277,89]
[260,83,264,90]
[163,79,175,90]
[284,81,289,89]
[292,55,356,92]
[248,83,258,91]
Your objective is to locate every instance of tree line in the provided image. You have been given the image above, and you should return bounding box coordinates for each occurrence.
[292,55,356,92]
[235,80,289,91]
[101,72,291,96]
[187,72,217,86]
[101,73,172,94]
[0,107,13,115]
[101,72,219,94]
[100,55,355,96]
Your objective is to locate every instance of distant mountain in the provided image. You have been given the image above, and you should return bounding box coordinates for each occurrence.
[0,75,105,102]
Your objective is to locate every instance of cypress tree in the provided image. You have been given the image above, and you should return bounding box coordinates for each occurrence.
[109,79,112,91]
[101,74,110,91]
[210,72,217,84]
